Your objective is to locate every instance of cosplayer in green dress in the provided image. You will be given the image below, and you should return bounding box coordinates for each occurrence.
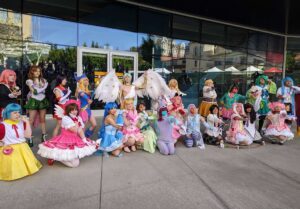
[137,102,157,153]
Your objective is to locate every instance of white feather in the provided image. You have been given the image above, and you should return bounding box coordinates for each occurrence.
[54,105,65,118]
[94,70,121,103]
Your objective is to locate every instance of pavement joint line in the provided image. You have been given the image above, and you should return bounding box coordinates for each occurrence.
[99,154,104,209]
[174,153,231,209]
[246,153,300,186]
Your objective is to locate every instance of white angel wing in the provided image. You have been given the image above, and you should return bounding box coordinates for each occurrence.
[94,70,121,103]
[124,86,136,99]
[54,104,65,119]
[133,74,147,98]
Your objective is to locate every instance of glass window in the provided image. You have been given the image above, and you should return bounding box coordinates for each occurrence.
[0,0,21,12]
[0,9,8,23]
[138,9,171,37]
[79,1,137,32]
[172,15,200,42]
[201,21,225,45]
[23,14,77,46]
[79,23,137,51]
[248,31,267,51]
[226,26,248,48]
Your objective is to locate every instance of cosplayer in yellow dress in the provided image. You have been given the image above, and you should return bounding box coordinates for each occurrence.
[0,103,42,181]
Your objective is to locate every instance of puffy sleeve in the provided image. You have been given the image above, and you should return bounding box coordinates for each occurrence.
[62,116,76,129]
[25,79,33,87]
[0,123,5,140]
[78,116,85,128]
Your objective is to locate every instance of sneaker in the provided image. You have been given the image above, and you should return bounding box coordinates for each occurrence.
[220,141,225,149]
[27,137,34,147]
[198,145,205,150]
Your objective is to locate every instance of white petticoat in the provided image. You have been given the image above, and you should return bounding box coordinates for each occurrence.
[265,128,294,140]
[38,144,96,161]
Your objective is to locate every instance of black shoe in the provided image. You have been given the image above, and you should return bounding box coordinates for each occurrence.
[27,137,34,147]
[41,134,47,142]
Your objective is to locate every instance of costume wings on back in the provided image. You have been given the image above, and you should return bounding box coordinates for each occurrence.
[94,69,122,103]
[133,69,172,100]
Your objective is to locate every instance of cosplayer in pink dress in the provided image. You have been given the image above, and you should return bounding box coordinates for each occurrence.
[38,100,97,167]
[264,102,294,144]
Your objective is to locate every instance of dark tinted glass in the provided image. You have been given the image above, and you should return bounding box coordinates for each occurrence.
[226,26,248,48]
[172,15,200,42]
[201,21,225,45]
[0,0,21,12]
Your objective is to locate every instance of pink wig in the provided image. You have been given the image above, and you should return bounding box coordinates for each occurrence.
[268,102,285,111]
[0,69,16,87]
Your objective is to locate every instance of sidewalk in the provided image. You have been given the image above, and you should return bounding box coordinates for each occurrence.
[1,118,300,209]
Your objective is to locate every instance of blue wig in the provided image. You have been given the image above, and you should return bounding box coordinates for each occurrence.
[2,103,22,120]
[98,102,118,139]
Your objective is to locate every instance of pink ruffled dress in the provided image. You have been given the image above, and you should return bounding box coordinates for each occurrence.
[122,110,144,143]
[38,115,96,161]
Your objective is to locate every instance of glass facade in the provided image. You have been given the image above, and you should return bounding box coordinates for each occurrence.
[0,1,293,110]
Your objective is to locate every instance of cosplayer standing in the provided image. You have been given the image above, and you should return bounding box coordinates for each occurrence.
[263,102,294,144]
[198,79,217,117]
[220,83,245,120]
[97,102,123,157]
[52,75,71,137]
[185,104,205,149]
[276,77,300,121]
[38,100,97,167]
[0,69,21,121]
[137,102,157,153]
[168,79,186,97]
[75,74,96,138]
[24,65,49,144]
[0,103,42,181]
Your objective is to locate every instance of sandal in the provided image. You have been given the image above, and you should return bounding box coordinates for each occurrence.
[124,147,131,153]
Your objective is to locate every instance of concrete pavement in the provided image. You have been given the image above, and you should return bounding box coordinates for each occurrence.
[1,118,300,209]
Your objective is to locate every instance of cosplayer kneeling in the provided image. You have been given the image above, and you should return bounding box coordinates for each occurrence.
[98,102,123,157]
[263,102,294,145]
[156,107,177,155]
[0,69,21,121]
[38,100,97,167]
[203,105,224,148]
[0,104,42,181]
[226,103,253,146]
[137,102,157,153]
[122,99,144,153]
[185,104,205,149]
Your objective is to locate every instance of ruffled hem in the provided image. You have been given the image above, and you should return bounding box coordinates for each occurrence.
[265,128,294,140]
[123,133,144,143]
[38,143,96,161]
[98,139,123,152]
[24,98,49,110]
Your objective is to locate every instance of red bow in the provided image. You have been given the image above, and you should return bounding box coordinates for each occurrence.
[72,117,82,127]
[12,124,19,138]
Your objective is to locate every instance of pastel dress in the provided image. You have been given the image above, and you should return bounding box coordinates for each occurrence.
[205,114,223,138]
[24,79,49,110]
[0,120,42,181]
[244,115,262,142]
[122,110,144,144]
[265,111,294,140]
[78,91,92,123]
[98,113,124,152]
[199,86,217,117]
[220,93,245,119]
[185,114,205,147]
[157,118,176,155]
[138,111,157,153]
[226,114,253,145]
[38,115,97,161]
[277,85,300,117]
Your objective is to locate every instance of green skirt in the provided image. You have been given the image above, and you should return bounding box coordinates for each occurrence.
[24,98,49,110]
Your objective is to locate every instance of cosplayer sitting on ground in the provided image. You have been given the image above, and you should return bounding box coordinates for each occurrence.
[203,105,224,148]
[198,79,217,117]
[97,102,123,157]
[226,103,253,146]
[185,104,205,150]
[122,99,144,153]
[156,107,178,155]
[38,100,97,167]
[0,103,42,181]
[137,102,157,154]
[262,102,294,145]
[0,69,21,121]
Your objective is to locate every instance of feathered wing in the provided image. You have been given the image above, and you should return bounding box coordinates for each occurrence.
[54,105,65,119]
[133,69,172,100]
[94,70,121,103]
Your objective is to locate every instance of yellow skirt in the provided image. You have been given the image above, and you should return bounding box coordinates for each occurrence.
[199,101,217,117]
[0,143,42,181]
